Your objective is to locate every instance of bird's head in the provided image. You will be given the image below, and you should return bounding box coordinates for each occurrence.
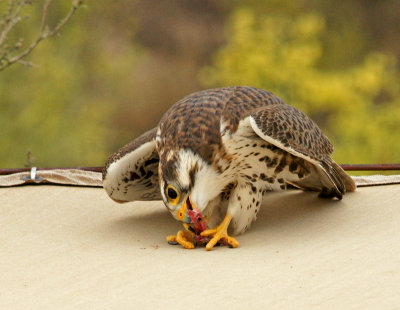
[159,149,226,223]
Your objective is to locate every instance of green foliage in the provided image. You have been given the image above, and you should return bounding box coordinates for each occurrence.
[0,1,138,167]
[1,1,400,169]
[201,9,400,164]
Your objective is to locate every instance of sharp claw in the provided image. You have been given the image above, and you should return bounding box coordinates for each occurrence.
[167,230,195,249]
[204,214,239,250]
[166,235,177,244]
[168,215,239,250]
[206,234,239,250]
[223,236,239,248]
[177,230,195,249]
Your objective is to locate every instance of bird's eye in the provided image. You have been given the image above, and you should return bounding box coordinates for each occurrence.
[166,185,180,205]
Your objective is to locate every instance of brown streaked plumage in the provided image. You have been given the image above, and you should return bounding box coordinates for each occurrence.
[103,86,356,250]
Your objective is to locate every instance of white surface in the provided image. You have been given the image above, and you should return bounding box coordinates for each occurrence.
[1,185,400,309]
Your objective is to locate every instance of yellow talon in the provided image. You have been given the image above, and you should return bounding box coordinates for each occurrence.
[200,214,239,251]
[166,230,195,249]
[200,228,217,237]
[222,235,239,248]
[177,230,195,249]
[166,235,178,244]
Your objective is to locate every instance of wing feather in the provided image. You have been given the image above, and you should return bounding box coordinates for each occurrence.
[249,105,355,198]
[103,128,161,202]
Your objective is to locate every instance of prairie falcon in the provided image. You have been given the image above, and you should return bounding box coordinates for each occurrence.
[103,86,356,250]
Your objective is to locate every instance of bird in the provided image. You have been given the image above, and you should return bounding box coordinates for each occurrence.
[102,86,356,250]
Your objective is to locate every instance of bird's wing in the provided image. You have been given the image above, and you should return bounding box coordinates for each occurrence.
[247,104,355,198]
[103,128,161,202]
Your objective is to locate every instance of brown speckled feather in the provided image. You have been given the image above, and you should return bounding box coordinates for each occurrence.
[251,104,333,162]
[103,86,355,205]
[156,86,284,167]
[249,104,355,197]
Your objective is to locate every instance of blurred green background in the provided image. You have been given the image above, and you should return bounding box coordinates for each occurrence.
[1,0,399,168]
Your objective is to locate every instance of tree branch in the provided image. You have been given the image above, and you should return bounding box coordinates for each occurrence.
[0,0,85,72]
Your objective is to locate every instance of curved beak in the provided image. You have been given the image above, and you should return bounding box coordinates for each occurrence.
[177,195,196,223]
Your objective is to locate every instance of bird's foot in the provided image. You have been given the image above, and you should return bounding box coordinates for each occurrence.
[200,214,239,251]
[166,230,195,249]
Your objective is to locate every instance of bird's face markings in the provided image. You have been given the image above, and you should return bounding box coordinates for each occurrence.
[160,149,227,223]
[160,167,198,223]
[160,178,183,210]
[165,184,180,206]
[161,182,195,223]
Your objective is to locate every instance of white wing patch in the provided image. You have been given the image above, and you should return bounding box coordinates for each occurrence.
[103,140,160,202]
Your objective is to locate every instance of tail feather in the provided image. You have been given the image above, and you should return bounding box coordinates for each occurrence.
[284,159,356,200]
[331,161,357,192]
[320,160,345,199]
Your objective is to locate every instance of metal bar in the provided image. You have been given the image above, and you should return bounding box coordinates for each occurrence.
[0,164,400,176]
[0,166,103,175]
[340,164,400,171]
